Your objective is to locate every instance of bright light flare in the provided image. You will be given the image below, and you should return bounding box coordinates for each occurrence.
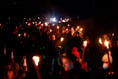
[104,40,109,49]
[99,38,102,44]
[67,24,70,27]
[60,37,64,42]
[83,40,87,47]
[32,56,40,66]
[50,17,57,22]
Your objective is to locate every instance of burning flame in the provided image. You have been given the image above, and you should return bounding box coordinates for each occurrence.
[32,56,40,66]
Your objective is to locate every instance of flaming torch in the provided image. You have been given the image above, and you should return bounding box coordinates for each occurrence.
[99,38,103,45]
[32,56,42,79]
[81,40,88,72]
[104,40,109,49]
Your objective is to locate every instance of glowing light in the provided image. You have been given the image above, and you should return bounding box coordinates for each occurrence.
[112,33,115,36]
[23,56,28,71]
[41,24,44,26]
[80,28,83,32]
[18,34,21,37]
[103,63,109,70]
[24,18,26,19]
[50,17,57,22]
[45,22,48,26]
[11,49,14,62]
[57,26,60,29]
[32,56,40,66]
[62,20,65,23]
[25,22,28,24]
[52,24,55,26]
[28,23,31,26]
[77,26,80,29]
[66,28,68,31]
[60,37,64,42]
[99,38,102,44]
[58,21,61,23]
[24,32,27,37]
[32,21,35,24]
[67,24,70,27]
[83,40,87,47]
[104,40,109,49]
[49,29,52,33]
[38,21,41,24]
[76,26,80,31]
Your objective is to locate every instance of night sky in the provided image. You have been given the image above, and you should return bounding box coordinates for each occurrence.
[0,0,117,17]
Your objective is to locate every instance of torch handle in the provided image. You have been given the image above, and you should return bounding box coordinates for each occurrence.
[82,46,85,63]
[34,66,42,79]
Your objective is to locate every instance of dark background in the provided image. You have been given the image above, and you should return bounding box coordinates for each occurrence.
[0,0,118,40]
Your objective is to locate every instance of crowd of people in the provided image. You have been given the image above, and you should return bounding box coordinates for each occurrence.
[0,16,118,79]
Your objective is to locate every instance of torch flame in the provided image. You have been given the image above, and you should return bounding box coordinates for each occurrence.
[60,37,64,42]
[57,26,60,29]
[83,40,87,47]
[104,40,109,49]
[80,28,83,32]
[99,38,102,44]
[32,56,40,66]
